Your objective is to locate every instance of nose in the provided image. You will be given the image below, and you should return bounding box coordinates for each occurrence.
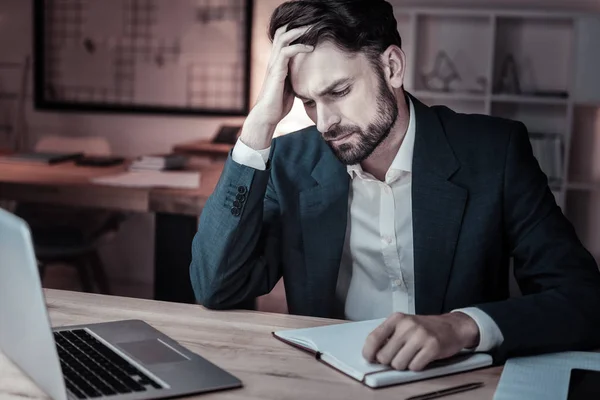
[316,103,341,134]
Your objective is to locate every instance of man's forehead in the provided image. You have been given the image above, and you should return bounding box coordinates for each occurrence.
[289,42,365,97]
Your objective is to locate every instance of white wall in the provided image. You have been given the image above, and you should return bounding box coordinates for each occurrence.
[1,0,598,294]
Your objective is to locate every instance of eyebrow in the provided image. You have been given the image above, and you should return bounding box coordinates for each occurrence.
[294,78,353,101]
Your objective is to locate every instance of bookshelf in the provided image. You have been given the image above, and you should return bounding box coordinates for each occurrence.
[392,6,600,257]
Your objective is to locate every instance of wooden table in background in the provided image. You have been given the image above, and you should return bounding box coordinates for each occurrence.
[0,159,225,303]
[0,290,503,399]
[173,139,233,158]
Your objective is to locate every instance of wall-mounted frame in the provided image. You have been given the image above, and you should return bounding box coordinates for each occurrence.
[34,0,253,116]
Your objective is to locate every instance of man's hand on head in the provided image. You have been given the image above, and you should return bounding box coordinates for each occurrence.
[239,24,314,151]
[362,312,480,371]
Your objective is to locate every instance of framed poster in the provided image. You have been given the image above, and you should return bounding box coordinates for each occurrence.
[34,0,253,116]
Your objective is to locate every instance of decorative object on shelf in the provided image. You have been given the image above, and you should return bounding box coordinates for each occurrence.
[421,51,461,92]
[494,54,521,94]
[469,76,488,94]
[33,0,253,116]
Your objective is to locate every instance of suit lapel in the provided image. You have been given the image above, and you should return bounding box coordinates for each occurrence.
[410,95,468,315]
[299,150,349,318]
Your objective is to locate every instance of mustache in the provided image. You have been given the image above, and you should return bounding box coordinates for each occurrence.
[323,125,361,141]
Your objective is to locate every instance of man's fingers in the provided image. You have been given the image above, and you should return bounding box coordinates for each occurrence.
[374,332,407,365]
[280,44,314,60]
[362,316,402,362]
[266,44,313,81]
[374,318,420,365]
[274,25,313,49]
[272,24,289,42]
[408,342,441,371]
[390,338,423,371]
[268,25,313,72]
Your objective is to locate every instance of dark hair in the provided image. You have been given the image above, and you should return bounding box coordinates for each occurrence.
[268,0,402,67]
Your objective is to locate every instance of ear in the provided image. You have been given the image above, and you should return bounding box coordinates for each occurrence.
[381,45,406,89]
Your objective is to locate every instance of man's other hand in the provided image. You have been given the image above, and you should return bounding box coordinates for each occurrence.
[362,312,480,371]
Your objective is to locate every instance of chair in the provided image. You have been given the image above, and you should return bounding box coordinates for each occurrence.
[15,135,125,294]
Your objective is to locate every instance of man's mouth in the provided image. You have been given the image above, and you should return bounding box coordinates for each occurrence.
[327,132,352,143]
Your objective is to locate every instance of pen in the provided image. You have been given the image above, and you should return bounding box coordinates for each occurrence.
[405,382,484,400]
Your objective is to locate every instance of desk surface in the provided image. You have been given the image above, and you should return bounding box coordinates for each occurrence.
[0,290,502,399]
[0,160,224,216]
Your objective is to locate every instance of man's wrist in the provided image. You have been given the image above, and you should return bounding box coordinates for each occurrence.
[239,112,277,151]
[447,312,480,349]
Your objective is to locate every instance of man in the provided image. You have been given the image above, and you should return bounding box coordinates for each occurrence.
[190,0,600,371]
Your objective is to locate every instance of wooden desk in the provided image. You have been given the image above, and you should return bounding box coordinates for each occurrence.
[0,160,225,303]
[0,290,503,399]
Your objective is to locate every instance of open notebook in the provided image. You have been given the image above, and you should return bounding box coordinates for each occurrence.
[273,318,493,388]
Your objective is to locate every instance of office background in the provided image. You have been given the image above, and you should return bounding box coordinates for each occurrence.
[0,0,599,305]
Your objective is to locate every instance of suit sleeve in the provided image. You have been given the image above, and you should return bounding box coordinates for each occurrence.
[476,122,600,362]
[189,142,283,309]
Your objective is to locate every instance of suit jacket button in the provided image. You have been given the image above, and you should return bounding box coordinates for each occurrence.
[236,193,247,202]
[233,200,241,208]
[237,186,248,194]
[231,207,241,216]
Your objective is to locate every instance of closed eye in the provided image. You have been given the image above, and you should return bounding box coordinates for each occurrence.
[302,86,351,108]
[330,87,351,98]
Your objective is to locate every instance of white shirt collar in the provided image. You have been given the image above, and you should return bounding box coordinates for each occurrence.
[347,96,416,179]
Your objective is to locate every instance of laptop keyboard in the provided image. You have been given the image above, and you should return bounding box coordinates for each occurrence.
[54,330,163,398]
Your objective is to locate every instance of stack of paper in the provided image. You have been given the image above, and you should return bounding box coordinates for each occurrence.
[130,154,187,171]
[91,170,200,189]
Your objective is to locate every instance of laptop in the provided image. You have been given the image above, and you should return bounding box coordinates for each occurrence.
[0,208,242,399]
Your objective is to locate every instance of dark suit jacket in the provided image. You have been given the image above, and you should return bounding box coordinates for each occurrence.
[190,94,600,362]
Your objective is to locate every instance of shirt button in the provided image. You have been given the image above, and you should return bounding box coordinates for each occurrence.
[384,236,393,244]
[394,279,403,287]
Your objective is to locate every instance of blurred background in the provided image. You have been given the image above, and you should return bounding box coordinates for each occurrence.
[0,0,599,313]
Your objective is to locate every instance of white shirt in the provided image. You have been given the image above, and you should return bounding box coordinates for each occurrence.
[335,99,417,322]
[231,98,504,352]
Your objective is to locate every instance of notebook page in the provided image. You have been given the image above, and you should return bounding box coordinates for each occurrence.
[275,318,388,377]
[275,318,494,384]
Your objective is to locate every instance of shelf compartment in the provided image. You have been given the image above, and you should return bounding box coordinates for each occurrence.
[414,14,492,94]
[493,17,573,97]
[491,102,569,136]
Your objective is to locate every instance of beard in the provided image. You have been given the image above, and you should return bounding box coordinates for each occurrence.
[323,68,399,166]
